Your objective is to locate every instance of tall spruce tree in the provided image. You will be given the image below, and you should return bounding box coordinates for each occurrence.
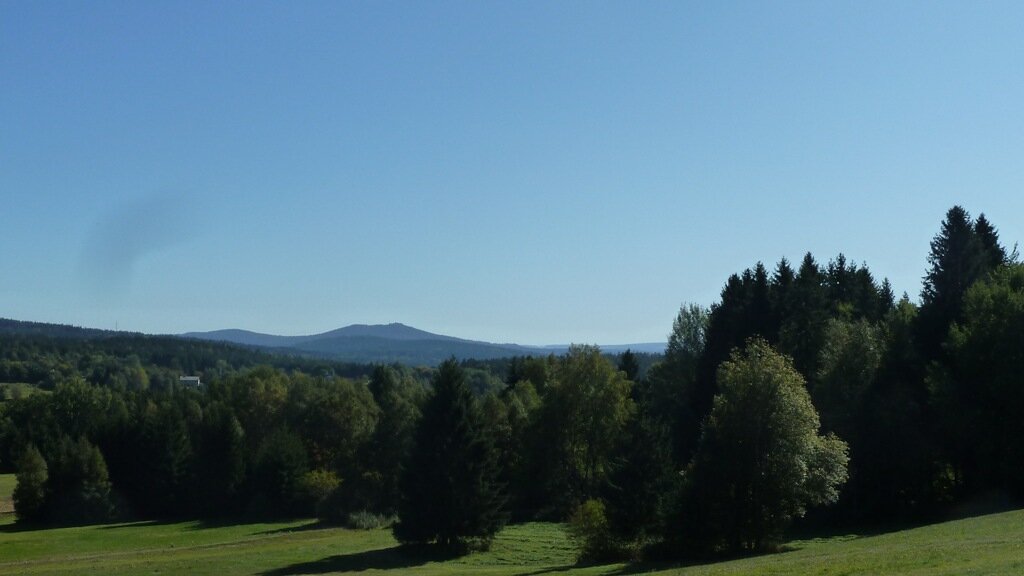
[917,206,989,360]
[769,258,796,336]
[974,213,1007,270]
[393,359,505,550]
[779,253,829,380]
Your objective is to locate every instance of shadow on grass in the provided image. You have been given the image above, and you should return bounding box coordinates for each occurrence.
[0,517,159,533]
[513,566,577,575]
[513,559,725,576]
[261,543,462,575]
[96,518,243,530]
[547,545,809,576]
[255,520,330,535]
[0,517,322,534]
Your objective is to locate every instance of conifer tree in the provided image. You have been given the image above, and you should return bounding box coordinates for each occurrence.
[617,349,640,382]
[393,359,505,550]
[917,206,988,359]
[769,258,796,335]
[747,262,772,339]
[974,213,1007,270]
[779,253,829,380]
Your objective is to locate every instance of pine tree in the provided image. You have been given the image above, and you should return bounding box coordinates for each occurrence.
[393,359,505,550]
[617,349,640,382]
[769,258,796,336]
[918,206,988,360]
[779,253,829,380]
[878,278,896,318]
[974,213,1007,271]
[747,262,772,339]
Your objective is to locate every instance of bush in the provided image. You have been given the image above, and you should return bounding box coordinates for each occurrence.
[346,509,397,530]
[297,469,340,514]
[568,499,625,562]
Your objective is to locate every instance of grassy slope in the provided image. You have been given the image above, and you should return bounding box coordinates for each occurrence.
[0,510,1021,575]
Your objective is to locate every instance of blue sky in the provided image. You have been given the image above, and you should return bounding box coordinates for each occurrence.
[2,1,1022,345]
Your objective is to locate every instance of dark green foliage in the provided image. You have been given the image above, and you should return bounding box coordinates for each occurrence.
[917,206,999,360]
[642,303,707,464]
[617,349,640,382]
[493,380,543,520]
[329,365,423,519]
[252,428,310,517]
[813,319,882,439]
[194,402,246,514]
[933,264,1024,496]
[532,346,634,516]
[284,373,379,474]
[777,253,830,381]
[47,436,115,523]
[604,414,675,542]
[13,444,48,522]
[393,359,506,549]
[136,403,194,517]
[974,213,1007,271]
[841,298,939,520]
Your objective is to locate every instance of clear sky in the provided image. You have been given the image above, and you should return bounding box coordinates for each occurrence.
[2,1,1022,345]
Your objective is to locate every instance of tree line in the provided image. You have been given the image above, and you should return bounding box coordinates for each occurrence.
[2,205,1021,560]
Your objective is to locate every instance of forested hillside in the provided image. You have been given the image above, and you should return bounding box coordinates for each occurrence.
[1,205,1020,561]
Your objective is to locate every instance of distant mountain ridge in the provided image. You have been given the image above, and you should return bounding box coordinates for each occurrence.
[0,318,663,366]
[183,323,665,365]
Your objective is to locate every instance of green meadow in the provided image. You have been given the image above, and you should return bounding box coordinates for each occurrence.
[1,470,1021,576]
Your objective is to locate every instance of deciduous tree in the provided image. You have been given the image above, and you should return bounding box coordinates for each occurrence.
[671,339,848,554]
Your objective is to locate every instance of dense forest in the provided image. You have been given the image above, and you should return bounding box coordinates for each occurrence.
[2,206,1021,560]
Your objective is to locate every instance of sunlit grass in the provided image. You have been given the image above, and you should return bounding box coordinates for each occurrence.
[0,509,1022,575]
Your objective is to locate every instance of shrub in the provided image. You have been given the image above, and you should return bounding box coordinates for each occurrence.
[298,469,340,514]
[346,509,397,530]
[568,499,624,562]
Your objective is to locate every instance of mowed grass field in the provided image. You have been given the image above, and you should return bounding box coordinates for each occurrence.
[1,473,1022,575]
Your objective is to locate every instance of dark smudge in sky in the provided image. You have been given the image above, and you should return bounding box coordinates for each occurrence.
[78,194,199,301]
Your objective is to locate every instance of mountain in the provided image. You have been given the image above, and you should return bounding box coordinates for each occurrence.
[0,317,663,366]
[178,328,304,348]
[183,323,665,365]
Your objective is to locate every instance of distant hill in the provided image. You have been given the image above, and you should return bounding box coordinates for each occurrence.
[183,323,665,365]
[0,318,136,340]
[0,317,664,366]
